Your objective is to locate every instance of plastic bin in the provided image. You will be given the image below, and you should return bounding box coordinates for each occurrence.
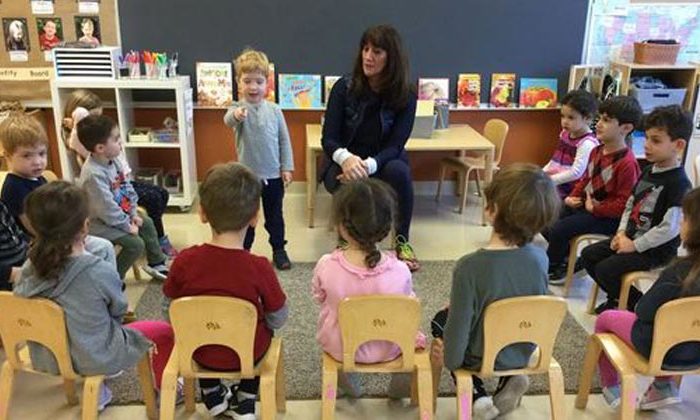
[629,86,686,114]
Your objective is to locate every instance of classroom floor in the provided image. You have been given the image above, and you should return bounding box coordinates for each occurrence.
[3,186,700,419]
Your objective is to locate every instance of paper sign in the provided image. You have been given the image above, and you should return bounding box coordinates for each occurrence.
[79,2,100,14]
[9,52,29,62]
[0,67,54,81]
[31,1,54,15]
[416,100,434,117]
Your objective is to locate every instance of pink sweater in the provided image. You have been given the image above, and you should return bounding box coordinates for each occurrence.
[312,249,427,363]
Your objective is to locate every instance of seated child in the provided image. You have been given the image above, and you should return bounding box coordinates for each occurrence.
[545,96,643,283]
[0,112,115,268]
[63,89,177,257]
[163,162,288,419]
[313,178,426,396]
[582,105,693,313]
[76,114,168,281]
[543,89,599,198]
[14,181,174,411]
[594,186,700,410]
[431,163,561,420]
[0,199,27,290]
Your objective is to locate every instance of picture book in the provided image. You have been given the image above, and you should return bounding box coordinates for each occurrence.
[490,73,516,108]
[418,78,449,104]
[266,63,276,102]
[324,75,341,104]
[519,78,558,108]
[278,74,322,109]
[196,62,233,107]
[457,73,481,107]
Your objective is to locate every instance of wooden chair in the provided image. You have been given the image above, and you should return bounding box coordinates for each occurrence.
[435,119,509,214]
[693,153,700,188]
[587,270,660,314]
[561,234,609,297]
[0,292,157,420]
[0,169,58,186]
[322,295,433,420]
[159,296,285,420]
[576,296,700,420]
[433,296,567,420]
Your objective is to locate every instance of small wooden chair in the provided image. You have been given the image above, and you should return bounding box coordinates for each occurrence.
[435,119,509,214]
[576,296,700,420]
[159,296,285,420]
[434,296,567,420]
[0,292,157,420]
[321,295,433,420]
[561,234,609,297]
[587,270,660,314]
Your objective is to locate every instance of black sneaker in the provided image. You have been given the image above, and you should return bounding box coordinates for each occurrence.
[594,299,619,315]
[573,257,584,273]
[273,249,292,270]
[548,264,567,285]
[201,384,232,417]
[228,397,255,420]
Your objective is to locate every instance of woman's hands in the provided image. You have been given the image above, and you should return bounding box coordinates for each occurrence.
[337,155,369,183]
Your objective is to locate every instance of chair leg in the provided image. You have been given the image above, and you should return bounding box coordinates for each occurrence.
[436,165,446,202]
[159,353,179,420]
[0,362,16,420]
[586,282,600,314]
[430,340,443,412]
[184,377,196,412]
[474,170,482,197]
[136,355,157,420]
[321,357,338,420]
[260,370,276,420]
[410,370,418,406]
[63,378,79,405]
[575,336,602,409]
[459,169,471,214]
[454,372,473,420]
[275,349,287,413]
[133,264,143,281]
[416,365,434,420]
[618,274,634,310]
[619,372,637,420]
[548,361,565,420]
[81,376,104,420]
[563,238,580,297]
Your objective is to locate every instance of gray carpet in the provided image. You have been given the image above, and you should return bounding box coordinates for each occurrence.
[109,261,600,404]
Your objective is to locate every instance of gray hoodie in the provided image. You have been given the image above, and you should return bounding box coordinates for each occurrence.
[13,254,151,375]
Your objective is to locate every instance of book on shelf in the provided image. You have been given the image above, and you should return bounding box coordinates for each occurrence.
[196,62,233,107]
[278,74,322,109]
[490,73,516,108]
[418,78,449,104]
[457,73,481,107]
[266,63,276,102]
[324,75,341,104]
[519,78,558,108]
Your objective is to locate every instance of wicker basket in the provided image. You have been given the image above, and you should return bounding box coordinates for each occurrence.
[633,42,681,65]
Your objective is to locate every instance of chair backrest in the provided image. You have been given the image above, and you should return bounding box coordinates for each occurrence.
[0,170,58,186]
[480,295,567,376]
[169,296,258,378]
[482,119,509,166]
[338,295,421,371]
[0,292,78,379]
[647,296,700,374]
[693,154,700,188]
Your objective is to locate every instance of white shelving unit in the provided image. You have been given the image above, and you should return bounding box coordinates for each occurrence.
[50,76,197,208]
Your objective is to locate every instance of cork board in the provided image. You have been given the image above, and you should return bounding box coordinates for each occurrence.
[0,0,119,101]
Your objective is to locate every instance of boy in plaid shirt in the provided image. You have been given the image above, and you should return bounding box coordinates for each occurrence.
[545,96,642,283]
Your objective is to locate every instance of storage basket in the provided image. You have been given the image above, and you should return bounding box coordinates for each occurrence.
[633,42,681,65]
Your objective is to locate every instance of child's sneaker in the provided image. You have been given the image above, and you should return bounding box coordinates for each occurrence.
[492,375,529,415]
[142,262,168,281]
[227,394,255,420]
[272,249,292,270]
[472,395,499,420]
[639,378,681,410]
[97,383,113,412]
[548,263,567,285]
[201,384,232,417]
[395,235,420,272]
[159,235,179,258]
[602,385,621,409]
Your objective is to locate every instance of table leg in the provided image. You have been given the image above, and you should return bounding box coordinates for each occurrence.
[306,148,317,228]
[482,148,495,225]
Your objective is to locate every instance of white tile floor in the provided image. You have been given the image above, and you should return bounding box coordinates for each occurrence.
[3,188,699,419]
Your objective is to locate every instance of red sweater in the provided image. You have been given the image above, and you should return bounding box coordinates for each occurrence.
[163,245,286,370]
[569,145,640,219]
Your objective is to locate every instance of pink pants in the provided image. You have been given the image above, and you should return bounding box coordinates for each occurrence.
[126,320,174,390]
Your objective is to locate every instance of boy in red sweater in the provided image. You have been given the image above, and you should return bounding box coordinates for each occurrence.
[545,96,642,283]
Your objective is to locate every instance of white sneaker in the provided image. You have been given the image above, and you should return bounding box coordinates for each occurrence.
[473,396,499,420]
[142,263,168,281]
[97,383,113,412]
[493,375,529,415]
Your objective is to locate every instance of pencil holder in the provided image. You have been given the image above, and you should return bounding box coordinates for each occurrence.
[157,62,168,79]
[127,61,140,78]
[145,62,156,78]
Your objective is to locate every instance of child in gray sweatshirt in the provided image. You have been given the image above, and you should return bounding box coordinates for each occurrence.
[224,48,294,270]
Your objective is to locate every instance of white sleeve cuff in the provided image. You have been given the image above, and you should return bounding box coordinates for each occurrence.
[332,148,353,165]
[364,157,377,175]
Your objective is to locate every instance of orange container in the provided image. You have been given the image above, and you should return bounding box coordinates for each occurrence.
[633,42,681,65]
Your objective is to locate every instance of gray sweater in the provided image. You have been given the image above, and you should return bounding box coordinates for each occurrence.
[223,100,294,180]
[78,155,138,240]
[443,244,549,371]
[14,254,151,375]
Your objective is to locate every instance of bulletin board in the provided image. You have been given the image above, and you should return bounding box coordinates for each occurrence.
[0,0,119,101]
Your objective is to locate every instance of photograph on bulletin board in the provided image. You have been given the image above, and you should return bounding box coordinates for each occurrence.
[3,18,31,52]
[36,17,63,51]
[74,16,101,46]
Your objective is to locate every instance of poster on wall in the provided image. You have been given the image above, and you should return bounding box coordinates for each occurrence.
[3,18,30,62]
[74,16,100,46]
[36,17,63,61]
[78,0,100,14]
[31,0,55,15]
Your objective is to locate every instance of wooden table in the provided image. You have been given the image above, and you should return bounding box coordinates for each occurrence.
[305,123,495,227]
